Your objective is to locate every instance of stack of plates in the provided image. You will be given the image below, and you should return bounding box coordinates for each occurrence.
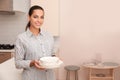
[40,56,63,69]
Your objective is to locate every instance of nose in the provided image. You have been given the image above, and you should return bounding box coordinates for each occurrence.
[38,18,43,22]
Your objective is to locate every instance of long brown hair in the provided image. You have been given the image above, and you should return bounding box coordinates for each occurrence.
[25,5,44,31]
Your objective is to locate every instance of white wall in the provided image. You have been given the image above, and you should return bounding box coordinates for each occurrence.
[0,1,30,44]
[0,13,27,44]
[59,0,120,80]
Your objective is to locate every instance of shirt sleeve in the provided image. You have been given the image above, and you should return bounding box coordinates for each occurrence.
[14,37,31,69]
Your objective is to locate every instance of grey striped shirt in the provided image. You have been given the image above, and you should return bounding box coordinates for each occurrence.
[14,29,55,80]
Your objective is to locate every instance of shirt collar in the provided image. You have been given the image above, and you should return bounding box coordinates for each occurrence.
[26,28,44,37]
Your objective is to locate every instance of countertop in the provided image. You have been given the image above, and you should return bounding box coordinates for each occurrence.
[0,58,22,80]
[0,49,15,53]
[83,62,120,69]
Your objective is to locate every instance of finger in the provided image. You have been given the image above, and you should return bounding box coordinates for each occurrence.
[34,63,40,68]
[34,60,40,65]
[34,63,45,70]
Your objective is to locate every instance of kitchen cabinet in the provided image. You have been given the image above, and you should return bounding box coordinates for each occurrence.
[0,0,30,14]
[0,50,14,63]
[0,52,12,63]
[13,0,30,13]
[31,0,59,36]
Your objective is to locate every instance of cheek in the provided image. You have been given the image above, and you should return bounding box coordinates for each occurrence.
[31,19,36,24]
[41,19,44,23]
[30,21,36,27]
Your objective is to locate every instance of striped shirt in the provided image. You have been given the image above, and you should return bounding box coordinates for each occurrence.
[14,29,55,80]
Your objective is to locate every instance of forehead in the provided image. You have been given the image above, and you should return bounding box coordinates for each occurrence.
[32,9,44,16]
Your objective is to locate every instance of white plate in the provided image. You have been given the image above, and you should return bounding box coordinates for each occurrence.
[40,57,59,63]
[41,60,63,69]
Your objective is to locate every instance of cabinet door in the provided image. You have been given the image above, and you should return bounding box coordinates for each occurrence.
[31,0,59,36]
[0,0,13,11]
[0,53,11,63]
[13,0,30,13]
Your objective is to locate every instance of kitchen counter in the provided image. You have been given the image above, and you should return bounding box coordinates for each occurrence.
[0,49,15,53]
[0,58,22,80]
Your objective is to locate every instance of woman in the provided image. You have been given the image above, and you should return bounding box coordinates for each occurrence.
[14,5,56,80]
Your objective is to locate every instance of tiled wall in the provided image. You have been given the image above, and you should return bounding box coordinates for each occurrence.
[0,0,30,44]
[0,13,28,44]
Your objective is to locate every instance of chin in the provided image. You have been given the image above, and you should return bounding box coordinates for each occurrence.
[35,26,41,29]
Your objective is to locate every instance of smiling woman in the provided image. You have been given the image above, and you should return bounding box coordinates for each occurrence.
[14,5,56,80]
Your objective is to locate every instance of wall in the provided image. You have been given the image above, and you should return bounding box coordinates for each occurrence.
[59,0,120,80]
[0,13,27,44]
[0,1,30,44]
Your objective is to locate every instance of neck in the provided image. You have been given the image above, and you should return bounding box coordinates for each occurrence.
[29,26,40,36]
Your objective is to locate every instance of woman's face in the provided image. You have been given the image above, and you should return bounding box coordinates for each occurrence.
[29,9,44,29]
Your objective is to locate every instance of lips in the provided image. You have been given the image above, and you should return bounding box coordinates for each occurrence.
[36,24,40,26]
[35,22,41,26]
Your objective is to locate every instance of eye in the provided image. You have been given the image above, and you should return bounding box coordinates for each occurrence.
[41,16,44,19]
[33,15,39,18]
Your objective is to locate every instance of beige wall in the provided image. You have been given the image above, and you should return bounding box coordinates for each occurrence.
[59,0,120,80]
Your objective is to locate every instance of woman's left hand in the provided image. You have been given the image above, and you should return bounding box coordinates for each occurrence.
[34,60,46,70]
